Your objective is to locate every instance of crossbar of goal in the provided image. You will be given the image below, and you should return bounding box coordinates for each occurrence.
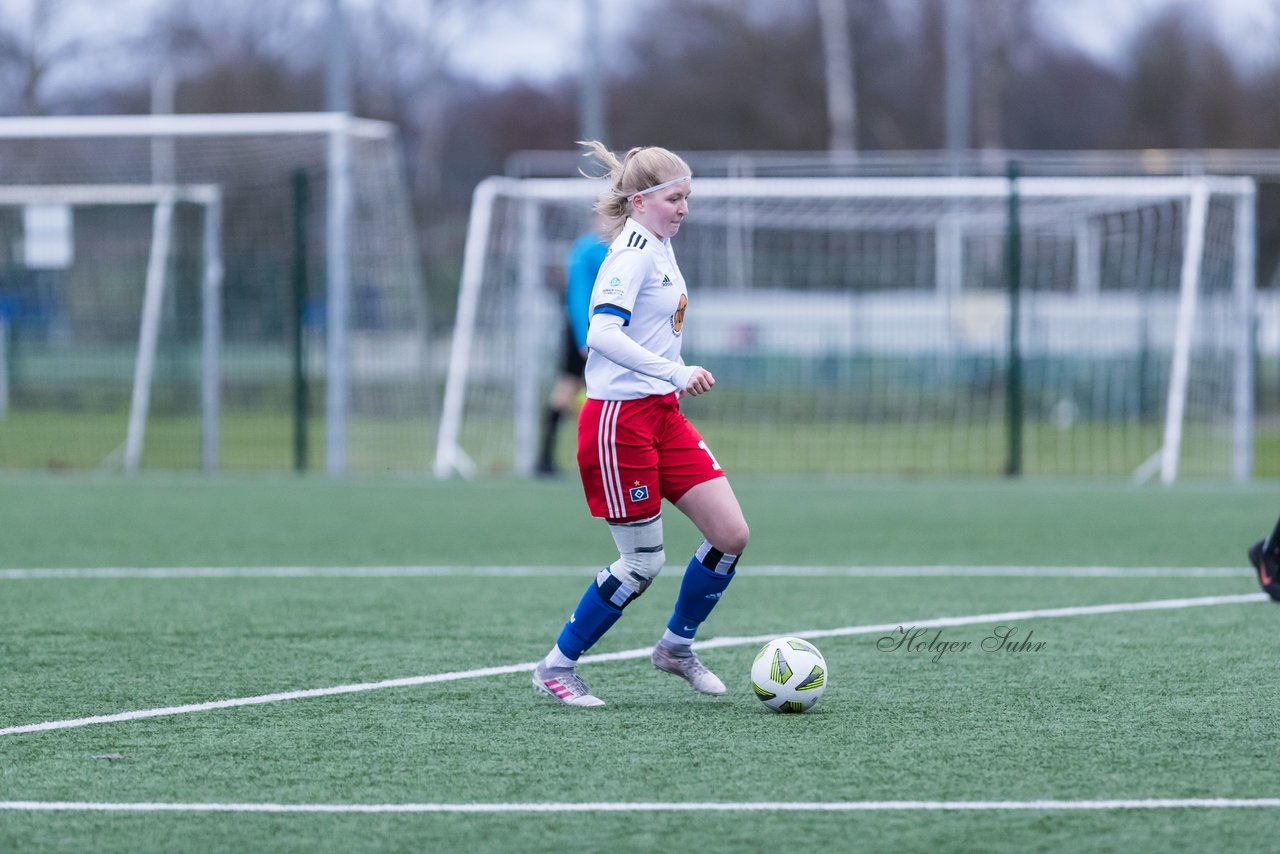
[0,112,393,141]
[0,185,219,206]
[475,174,1256,201]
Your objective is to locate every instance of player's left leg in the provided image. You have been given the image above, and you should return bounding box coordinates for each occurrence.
[675,477,750,557]
[654,471,750,695]
[669,477,748,640]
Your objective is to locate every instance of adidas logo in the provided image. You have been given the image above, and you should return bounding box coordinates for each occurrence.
[705,591,723,600]
[660,275,672,287]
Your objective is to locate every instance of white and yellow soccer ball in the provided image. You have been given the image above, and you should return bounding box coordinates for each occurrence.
[750,636,827,713]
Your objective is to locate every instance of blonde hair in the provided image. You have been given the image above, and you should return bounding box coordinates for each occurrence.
[578,140,692,241]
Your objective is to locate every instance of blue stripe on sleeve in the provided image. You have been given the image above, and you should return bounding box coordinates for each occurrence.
[593,304,631,326]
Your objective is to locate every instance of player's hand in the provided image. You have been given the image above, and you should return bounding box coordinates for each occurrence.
[683,366,715,396]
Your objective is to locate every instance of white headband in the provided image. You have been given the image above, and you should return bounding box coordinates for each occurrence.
[637,174,691,195]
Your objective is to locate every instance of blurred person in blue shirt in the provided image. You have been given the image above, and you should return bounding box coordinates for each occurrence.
[536,218,608,476]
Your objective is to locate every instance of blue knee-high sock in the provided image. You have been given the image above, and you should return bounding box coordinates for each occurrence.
[667,549,736,640]
[555,580,624,661]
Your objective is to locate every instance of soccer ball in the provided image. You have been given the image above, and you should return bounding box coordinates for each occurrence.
[750,636,827,713]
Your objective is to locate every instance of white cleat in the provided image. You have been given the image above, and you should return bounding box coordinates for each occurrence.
[532,663,606,708]
[651,644,726,695]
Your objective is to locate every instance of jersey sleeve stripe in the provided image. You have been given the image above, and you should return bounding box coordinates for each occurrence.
[593,304,632,325]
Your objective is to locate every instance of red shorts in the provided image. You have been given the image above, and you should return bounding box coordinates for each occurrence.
[577,393,725,522]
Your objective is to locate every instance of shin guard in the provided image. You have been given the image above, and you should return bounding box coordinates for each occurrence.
[555,580,624,660]
[666,556,735,641]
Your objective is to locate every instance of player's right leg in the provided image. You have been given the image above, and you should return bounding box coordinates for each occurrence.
[534,398,664,707]
[533,515,667,707]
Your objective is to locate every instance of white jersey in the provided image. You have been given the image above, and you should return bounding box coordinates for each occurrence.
[584,217,689,400]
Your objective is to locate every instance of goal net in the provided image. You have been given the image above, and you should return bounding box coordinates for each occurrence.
[0,113,431,474]
[436,175,1256,482]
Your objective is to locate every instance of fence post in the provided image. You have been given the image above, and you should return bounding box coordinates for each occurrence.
[292,168,310,473]
[1005,159,1023,477]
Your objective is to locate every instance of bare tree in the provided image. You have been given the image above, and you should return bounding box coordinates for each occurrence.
[968,0,1039,152]
[0,0,97,115]
[141,0,325,113]
[348,0,519,202]
[1123,3,1239,148]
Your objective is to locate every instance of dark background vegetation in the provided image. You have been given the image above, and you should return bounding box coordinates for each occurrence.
[2,0,1276,307]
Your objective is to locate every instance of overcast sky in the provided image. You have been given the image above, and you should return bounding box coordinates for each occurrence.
[447,0,1280,84]
[8,0,1280,92]
[1042,0,1280,71]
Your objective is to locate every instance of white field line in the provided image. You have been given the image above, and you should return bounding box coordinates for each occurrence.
[0,592,1263,738]
[0,565,1253,580]
[2,798,1279,814]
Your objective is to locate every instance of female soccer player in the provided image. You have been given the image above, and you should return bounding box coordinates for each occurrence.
[533,142,750,707]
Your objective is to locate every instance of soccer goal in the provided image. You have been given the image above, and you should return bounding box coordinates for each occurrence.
[0,183,222,474]
[0,113,431,474]
[435,174,1256,482]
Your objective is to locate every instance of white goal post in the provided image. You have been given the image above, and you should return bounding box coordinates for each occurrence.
[436,174,1256,482]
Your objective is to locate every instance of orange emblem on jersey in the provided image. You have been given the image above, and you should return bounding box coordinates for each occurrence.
[672,293,687,334]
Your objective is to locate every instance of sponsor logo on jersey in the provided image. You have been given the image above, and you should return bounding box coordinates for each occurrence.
[602,275,624,297]
[629,483,649,502]
[660,275,672,287]
[671,293,687,335]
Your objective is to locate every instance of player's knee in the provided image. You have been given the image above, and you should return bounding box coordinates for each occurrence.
[713,520,749,557]
[595,549,663,609]
[594,567,641,608]
[603,514,666,600]
[615,547,665,589]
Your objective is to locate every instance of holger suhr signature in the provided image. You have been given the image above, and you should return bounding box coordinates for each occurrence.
[876,625,1047,663]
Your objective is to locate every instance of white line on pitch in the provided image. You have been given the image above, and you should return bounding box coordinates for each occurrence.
[0,565,1252,580]
[0,592,1263,738]
[1,798,1279,814]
